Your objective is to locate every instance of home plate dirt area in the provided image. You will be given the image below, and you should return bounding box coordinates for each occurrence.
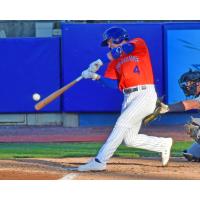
[0,157,199,180]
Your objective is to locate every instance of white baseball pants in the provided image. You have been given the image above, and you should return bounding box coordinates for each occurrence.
[96,85,171,164]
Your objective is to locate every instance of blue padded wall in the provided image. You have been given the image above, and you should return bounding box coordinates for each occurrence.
[62,23,164,112]
[0,37,61,113]
[164,23,200,104]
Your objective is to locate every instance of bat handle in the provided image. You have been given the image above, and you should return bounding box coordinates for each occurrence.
[76,76,83,82]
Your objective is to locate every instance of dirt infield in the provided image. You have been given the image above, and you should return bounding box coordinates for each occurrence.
[0,157,199,180]
[0,125,195,180]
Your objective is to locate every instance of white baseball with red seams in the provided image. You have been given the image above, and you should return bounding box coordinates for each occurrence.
[32,93,41,101]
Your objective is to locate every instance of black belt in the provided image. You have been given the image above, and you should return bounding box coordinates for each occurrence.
[123,86,147,94]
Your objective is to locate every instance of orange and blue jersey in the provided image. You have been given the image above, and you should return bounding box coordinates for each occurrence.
[104,38,155,91]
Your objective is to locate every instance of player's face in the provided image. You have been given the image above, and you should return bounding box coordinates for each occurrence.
[186,81,195,90]
[186,81,200,96]
[107,39,127,49]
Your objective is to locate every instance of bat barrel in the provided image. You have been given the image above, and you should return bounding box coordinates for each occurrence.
[34,76,83,111]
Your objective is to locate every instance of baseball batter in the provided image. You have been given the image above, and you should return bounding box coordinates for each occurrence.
[78,26,173,171]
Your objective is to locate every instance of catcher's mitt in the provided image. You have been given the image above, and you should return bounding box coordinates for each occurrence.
[143,98,169,126]
[185,117,200,144]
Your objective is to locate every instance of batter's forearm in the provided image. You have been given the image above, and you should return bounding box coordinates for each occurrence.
[101,54,111,63]
[98,76,118,89]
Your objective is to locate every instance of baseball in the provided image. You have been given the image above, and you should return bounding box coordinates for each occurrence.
[32,93,41,101]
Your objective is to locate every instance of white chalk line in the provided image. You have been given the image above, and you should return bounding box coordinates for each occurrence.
[59,173,79,180]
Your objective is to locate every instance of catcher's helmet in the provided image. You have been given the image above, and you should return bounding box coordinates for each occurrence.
[179,69,200,97]
[101,26,129,47]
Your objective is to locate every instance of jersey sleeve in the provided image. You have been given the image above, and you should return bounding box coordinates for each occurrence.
[99,77,118,89]
[104,61,118,80]
[129,38,148,57]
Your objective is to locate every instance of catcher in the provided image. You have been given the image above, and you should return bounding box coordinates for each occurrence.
[144,68,200,161]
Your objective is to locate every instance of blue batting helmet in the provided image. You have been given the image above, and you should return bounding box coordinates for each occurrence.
[101,26,129,47]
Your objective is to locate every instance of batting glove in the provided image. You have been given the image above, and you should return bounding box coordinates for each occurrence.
[88,59,103,73]
[81,70,100,80]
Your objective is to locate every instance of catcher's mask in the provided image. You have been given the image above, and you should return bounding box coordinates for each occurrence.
[179,69,200,97]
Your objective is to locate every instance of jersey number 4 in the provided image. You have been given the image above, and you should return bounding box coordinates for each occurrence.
[133,66,140,74]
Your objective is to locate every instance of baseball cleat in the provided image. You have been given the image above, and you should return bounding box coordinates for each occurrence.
[161,138,173,166]
[183,152,193,161]
[183,151,200,162]
[78,158,106,172]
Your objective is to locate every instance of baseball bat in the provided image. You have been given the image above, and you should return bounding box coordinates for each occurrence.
[35,76,83,111]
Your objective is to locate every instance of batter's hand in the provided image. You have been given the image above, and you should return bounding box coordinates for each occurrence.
[88,59,103,73]
[81,70,100,80]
